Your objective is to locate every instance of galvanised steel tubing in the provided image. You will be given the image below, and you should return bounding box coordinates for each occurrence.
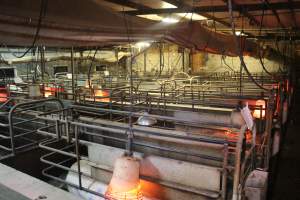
[42,167,108,199]
[12,129,38,139]
[12,117,41,126]
[41,152,110,199]
[67,92,269,114]
[232,124,248,200]
[41,154,93,182]
[37,125,92,147]
[13,105,45,114]
[40,104,262,198]
[221,144,229,200]
[0,98,13,110]
[13,116,47,126]
[0,122,9,127]
[71,105,235,130]
[83,130,223,162]
[38,120,227,161]
[264,102,275,169]
[8,98,64,155]
[107,91,269,108]
[39,138,77,158]
[40,147,90,176]
[72,110,108,118]
[41,156,77,174]
[39,124,224,199]
[240,124,257,183]
[38,107,71,116]
[84,107,231,132]
[73,106,238,136]
[109,99,265,115]
[74,125,82,189]
[70,119,228,146]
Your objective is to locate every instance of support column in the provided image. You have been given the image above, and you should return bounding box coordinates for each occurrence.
[71,47,75,100]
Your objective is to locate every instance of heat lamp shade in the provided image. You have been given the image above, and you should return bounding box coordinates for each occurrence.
[108,156,140,193]
[105,156,143,200]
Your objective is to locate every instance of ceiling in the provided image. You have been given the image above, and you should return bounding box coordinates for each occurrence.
[95,0,300,41]
[0,0,298,56]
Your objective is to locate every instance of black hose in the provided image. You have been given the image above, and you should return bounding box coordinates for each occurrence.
[87,48,98,89]
[258,3,273,76]
[227,0,270,91]
[8,0,48,58]
[221,54,235,72]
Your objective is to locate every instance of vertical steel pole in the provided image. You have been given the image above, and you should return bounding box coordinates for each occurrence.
[75,125,82,189]
[40,46,45,82]
[71,47,75,100]
[144,50,147,76]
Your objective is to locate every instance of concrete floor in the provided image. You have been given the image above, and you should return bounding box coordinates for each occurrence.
[0,163,82,200]
[0,183,30,200]
[271,89,300,200]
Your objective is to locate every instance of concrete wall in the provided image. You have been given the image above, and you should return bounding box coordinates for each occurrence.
[131,43,190,77]
[0,49,128,80]
[131,44,282,76]
[194,52,282,74]
[0,44,283,80]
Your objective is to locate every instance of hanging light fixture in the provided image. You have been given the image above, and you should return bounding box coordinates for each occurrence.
[105,156,142,200]
[161,17,179,23]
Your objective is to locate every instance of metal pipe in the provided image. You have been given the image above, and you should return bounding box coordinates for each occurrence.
[221,143,229,199]
[71,105,236,129]
[71,47,75,100]
[40,46,45,81]
[82,130,223,162]
[71,119,227,147]
[75,125,82,189]
[232,124,248,200]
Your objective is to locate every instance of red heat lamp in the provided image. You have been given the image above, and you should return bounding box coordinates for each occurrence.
[105,156,143,200]
[44,86,64,97]
[0,87,9,102]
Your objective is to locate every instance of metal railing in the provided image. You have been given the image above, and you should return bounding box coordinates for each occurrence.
[0,98,64,159]
[36,105,258,200]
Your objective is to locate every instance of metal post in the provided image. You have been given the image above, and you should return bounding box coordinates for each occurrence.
[126,113,133,156]
[232,125,248,200]
[159,43,163,75]
[239,64,242,95]
[55,120,61,140]
[182,49,185,72]
[144,50,147,75]
[71,47,75,100]
[40,46,45,82]
[74,125,82,189]
[222,143,229,199]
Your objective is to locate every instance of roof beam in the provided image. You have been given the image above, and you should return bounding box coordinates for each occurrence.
[247,35,300,41]
[103,0,148,10]
[122,2,300,15]
[163,0,231,27]
[263,0,285,28]
[222,0,260,26]
[287,0,298,28]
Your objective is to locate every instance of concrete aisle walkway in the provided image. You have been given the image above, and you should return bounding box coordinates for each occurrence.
[271,89,300,200]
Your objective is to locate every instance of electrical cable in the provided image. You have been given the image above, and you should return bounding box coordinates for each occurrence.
[5,0,48,58]
[221,54,235,72]
[257,2,273,76]
[121,3,134,156]
[275,39,285,72]
[87,48,98,89]
[227,0,270,91]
